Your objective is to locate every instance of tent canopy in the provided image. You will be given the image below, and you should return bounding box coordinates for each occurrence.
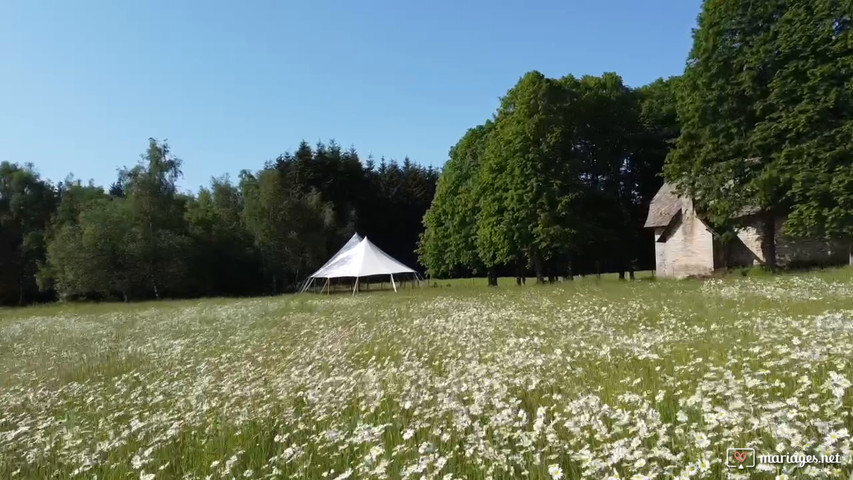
[316,233,362,272]
[308,236,416,279]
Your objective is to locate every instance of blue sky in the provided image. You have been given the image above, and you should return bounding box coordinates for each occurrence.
[1,0,702,192]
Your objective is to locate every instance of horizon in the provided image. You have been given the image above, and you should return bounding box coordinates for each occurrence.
[1,1,701,193]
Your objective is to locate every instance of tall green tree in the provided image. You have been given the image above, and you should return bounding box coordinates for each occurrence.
[565,73,643,277]
[36,178,108,295]
[116,138,191,298]
[666,0,793,268]
[419,122,491,278]
[629,76,683,273]
[634,77,681,207]
[477,71,581,284]
[770,0,853,263]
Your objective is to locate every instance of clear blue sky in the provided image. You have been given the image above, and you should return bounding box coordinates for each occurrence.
[1,0,701,193]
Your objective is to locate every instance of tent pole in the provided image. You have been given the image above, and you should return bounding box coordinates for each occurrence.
[352,277,359,296]
[324,278,330,295]
[391,274,397,292]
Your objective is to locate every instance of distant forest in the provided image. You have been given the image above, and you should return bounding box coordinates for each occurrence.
[0,142,438,304]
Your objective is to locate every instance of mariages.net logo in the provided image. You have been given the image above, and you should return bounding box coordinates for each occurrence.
[726,448,756,469]
[727,447,843,469]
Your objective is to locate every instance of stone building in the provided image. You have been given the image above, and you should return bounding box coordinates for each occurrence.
[644,183,848,278]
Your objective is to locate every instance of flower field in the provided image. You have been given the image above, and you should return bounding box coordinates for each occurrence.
[2,270,853,480]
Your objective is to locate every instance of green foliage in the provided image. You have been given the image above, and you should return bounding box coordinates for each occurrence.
[634,76,681,204]
[420,71,674,281]
[772,0,853,243]
[0,162,58,304]
[240,169,338,292]
[184,177,263,296]
[666,0,785,223]
[667,0,853,262]
[44,198,138,300]
[419,122,491,278]
[0,136,433,304]
[114,138,192,298]
[477,72,582,276]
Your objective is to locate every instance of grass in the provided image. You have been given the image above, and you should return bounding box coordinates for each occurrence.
[1,268,852,479]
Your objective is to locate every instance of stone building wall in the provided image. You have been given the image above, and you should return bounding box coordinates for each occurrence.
[654,199,716,278]
[735,215,848,267]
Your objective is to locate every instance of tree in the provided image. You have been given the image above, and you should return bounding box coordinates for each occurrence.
[36,178,108,295]
[116,138,191,298]
[0,162,57,305]
[5,135,441,304]
[44,198,138,300]
[768,0,853,264]
[264,140,437,288]
[419,122,491,278]
[564,73,643,278]
[634,77,681,209]
[241,168,338,293]
[666,0,792,269]
[420,72,677,282]
[184,176,263,296]
[477,71,582,284]
[628,76,683,274]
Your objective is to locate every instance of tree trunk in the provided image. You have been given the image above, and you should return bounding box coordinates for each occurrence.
[515,257,524,286]
[566,259,573,281]
[618,271,626,281]
[534,254,545,284]
[629,269,635,281]
[761,213,777,271]
[487,268,498,287]
[272,274,277,295]
[152,277,160,300]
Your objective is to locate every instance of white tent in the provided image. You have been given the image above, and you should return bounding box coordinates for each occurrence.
[301,236,421,294]
[298,233,362,293]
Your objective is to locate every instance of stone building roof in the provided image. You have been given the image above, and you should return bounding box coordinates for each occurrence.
[644,182,764,229]
[644,183,682,228]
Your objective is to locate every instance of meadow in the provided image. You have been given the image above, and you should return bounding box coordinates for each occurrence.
[1,269,853,480]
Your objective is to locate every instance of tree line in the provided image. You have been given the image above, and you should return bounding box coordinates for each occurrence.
[417,0,852,283]
[3,0,850,303]
[417,73,679,284]
[0,140,437,305]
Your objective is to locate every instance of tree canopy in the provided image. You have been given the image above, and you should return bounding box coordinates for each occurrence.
[419,71,677,284]
[665,0,853,265]
[0,138,437,305]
